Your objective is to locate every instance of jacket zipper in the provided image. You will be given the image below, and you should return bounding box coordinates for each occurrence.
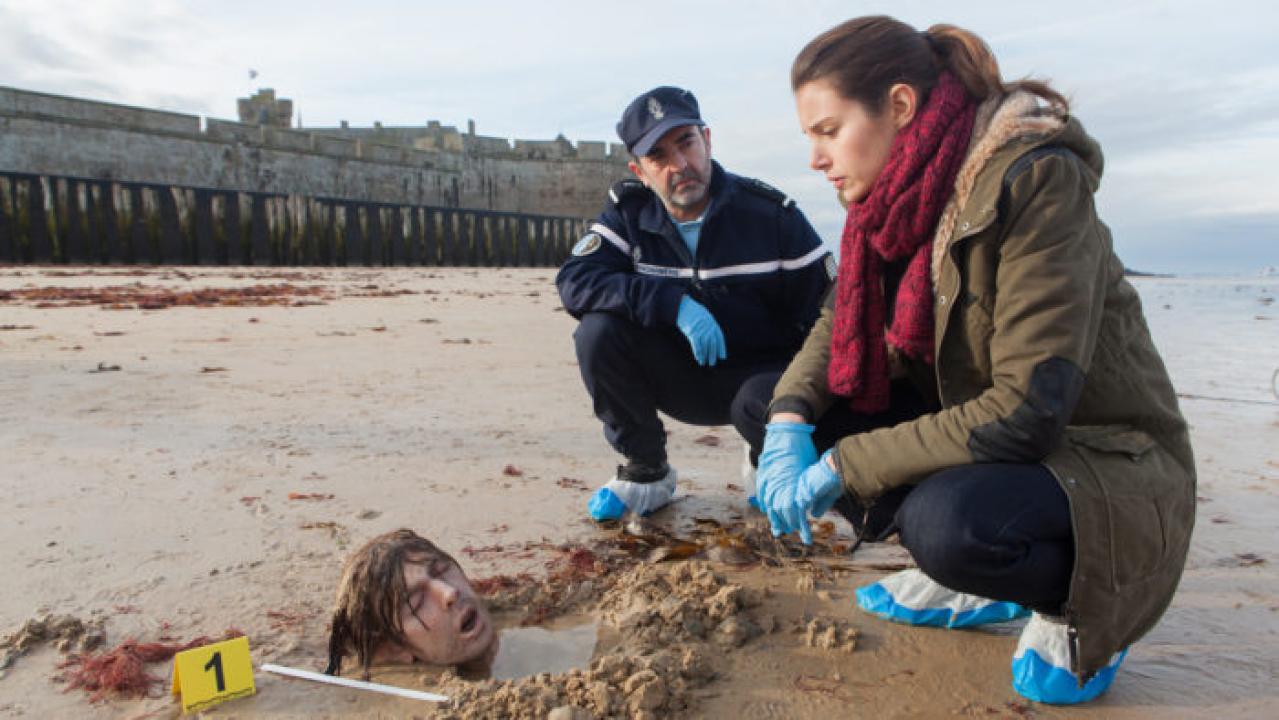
[1064,607,1083,685]
[1043,462,1087,687]
[660,218,702,293]
[933,214,995,403]
[687,229,703,293]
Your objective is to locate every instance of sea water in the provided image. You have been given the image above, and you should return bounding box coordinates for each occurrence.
[487,618,603,681]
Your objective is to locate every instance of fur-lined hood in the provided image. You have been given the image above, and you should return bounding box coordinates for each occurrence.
[930,92,1104,286]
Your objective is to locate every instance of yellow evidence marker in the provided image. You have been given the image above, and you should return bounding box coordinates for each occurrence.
[171,636,256,713]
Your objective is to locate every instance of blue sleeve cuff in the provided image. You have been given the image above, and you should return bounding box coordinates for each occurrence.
[765,421,815,434]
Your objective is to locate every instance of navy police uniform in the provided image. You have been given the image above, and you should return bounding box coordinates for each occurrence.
[556,161,832,467]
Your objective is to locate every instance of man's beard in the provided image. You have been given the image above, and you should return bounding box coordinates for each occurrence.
[667,170,708,209]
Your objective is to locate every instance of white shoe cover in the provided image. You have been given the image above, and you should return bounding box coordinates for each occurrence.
[587,466,677,521]
[1011,613,1125,704]
[855,568,1030,628]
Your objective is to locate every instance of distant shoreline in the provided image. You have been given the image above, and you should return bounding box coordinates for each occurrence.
[1123,266,1278,279]
[1124,268,1176,278]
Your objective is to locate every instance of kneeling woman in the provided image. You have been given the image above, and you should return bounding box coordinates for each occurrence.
[740,16,1195,704]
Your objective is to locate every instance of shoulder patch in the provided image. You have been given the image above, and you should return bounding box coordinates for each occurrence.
[608,179,648,207]
[1002,145,1078,190]
[571,232,603,257]
[739,177,795,209]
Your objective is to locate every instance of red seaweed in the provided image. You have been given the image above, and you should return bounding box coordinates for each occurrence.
[57,629,243,702]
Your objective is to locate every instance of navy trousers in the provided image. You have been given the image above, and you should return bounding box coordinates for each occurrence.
[573,312,790,468]
[732,371,1074,615]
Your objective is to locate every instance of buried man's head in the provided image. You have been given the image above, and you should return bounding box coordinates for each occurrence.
[325,528,496,677]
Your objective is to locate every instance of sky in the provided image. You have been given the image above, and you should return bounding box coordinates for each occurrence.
[1,0,1276,275]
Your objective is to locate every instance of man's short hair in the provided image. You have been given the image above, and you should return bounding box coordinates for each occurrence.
[325,528,459,677]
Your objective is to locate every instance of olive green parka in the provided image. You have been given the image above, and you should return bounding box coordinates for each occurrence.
[771,92,1196,680]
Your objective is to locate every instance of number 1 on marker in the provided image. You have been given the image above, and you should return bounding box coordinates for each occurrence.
[204,651,226,692]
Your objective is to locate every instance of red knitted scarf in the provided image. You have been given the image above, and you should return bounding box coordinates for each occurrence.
[827,72,977,413]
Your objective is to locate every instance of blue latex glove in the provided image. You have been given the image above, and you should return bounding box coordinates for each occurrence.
[675,296,727,366]
[764,449,841,545]
[764,478,813,544]
[797,450,842,518]
[756,422,816,510]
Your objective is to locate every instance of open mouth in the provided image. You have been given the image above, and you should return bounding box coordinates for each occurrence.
[460,606,480,635]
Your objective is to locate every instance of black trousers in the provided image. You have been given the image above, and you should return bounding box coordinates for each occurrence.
[732,372,1074,614]
[573,312,789,467]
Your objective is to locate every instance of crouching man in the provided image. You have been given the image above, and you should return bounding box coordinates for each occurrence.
[557,86,832,521]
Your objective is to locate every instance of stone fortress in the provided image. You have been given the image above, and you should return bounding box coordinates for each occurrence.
[0,86,632,265]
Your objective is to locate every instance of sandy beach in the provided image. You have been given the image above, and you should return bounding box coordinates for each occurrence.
[1,266,1276,719]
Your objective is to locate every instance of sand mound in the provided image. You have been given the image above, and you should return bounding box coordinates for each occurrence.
[433,561,764,719]
[596,560,765,651]
[0,613,105,672]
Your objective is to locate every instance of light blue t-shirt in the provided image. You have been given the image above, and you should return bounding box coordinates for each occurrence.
[673,216,704,257]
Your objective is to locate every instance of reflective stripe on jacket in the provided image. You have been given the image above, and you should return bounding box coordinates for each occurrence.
[556,161,832,364]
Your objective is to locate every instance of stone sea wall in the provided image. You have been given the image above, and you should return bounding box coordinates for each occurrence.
[0,86,628,266]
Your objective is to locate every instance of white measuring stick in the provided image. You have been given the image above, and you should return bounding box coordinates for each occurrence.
[260,663,450,703]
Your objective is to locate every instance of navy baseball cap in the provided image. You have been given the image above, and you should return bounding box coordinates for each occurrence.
[616,86,704,157]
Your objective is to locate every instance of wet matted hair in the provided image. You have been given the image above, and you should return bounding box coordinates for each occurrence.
[324,528,459,677]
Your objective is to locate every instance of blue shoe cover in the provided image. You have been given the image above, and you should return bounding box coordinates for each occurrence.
[1012,613,1125,704]
[587,470,676,521]
[855,569,1030,628]
[588,487,628,521]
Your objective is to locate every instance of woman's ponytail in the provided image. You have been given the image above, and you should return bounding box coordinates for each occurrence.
[925,24,1069,111]
[793,16,1069,114]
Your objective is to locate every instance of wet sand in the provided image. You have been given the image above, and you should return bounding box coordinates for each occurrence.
[0,267,1275,718]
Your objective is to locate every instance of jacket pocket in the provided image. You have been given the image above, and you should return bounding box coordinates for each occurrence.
[1065,425,1168,589]
[1067,425,1156,459]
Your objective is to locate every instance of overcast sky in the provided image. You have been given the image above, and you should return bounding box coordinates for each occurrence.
[1,0,1275,274]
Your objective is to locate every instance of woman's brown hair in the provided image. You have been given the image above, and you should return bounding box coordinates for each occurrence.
[791,16,1067,113]
[324,528,459,677]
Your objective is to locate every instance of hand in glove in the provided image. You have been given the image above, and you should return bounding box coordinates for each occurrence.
[763,475,814,544]
[797,450,843,518]
[756,422,816,509]
[675,296,727,366]
[763,450,841,545]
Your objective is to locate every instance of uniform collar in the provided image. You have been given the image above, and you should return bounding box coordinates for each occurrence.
[638,161,729,235]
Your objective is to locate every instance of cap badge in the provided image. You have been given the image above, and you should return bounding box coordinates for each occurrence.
[647,96,664,120]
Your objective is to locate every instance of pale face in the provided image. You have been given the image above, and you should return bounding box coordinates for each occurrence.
[795,80,907,205]
[387,556,496,668]
[629,125,714,221]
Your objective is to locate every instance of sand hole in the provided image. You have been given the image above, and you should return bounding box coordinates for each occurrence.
[487,615,607,681]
